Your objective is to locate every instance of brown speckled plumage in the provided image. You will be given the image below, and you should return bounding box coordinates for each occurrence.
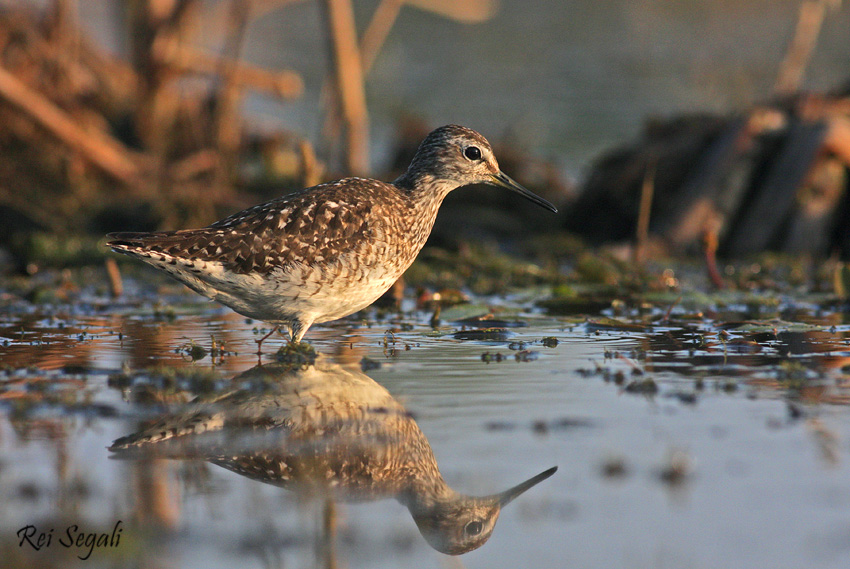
[108,125,556,342]
[110,362,556,555]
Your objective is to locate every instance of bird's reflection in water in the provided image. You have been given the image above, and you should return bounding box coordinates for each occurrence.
[110,360,556,555]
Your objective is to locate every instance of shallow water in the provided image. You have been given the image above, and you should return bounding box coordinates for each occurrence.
[1,276,850,568]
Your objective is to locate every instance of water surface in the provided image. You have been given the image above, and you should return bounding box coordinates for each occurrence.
[1,277,849,568]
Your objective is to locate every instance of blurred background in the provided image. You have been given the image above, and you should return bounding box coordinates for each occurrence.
[2,0,850,269]
[72,0,850,171]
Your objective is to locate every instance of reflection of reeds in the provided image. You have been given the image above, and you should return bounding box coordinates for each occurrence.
[133,458,181,529]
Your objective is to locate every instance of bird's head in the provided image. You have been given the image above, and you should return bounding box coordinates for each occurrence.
[401,124,558,213]
[411,466,557,555]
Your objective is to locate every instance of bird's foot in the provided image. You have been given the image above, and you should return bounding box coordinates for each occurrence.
[255,326,281,356]
[275,340,318,368]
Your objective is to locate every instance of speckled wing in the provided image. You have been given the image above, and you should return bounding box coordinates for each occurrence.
[107,180,384,275]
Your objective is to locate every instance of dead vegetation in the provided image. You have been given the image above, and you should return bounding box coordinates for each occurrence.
[0,0,318,264]
[568,1,850,261]
[0,0,514,269]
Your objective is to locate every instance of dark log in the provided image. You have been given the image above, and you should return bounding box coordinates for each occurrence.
[658,116,752,248]
[724,119,828,255]
[566,114,728,245]
[782,156,846,253]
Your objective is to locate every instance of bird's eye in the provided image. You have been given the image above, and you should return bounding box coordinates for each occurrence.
[464,520,483,536]
[463,146,482,161]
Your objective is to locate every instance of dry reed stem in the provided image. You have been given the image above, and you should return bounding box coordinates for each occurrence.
[0,64,142,184]
[775,0,842,94]
[321,0,370,175]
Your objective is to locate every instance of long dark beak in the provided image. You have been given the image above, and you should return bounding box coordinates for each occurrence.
[495,466,558,506]
[490,172,558,213]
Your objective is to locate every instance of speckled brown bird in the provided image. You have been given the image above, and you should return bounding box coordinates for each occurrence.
[109,361,557,555]
[107,125,557,344]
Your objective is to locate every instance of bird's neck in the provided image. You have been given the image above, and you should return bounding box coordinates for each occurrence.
[388,172,461,268]
[394,171,458,205]
[394,171,459,229]
[400,475,458,512]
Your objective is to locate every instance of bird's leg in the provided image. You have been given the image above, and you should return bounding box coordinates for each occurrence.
[255,326,280,355]
[317,498,337,569]
[290,318,312,345]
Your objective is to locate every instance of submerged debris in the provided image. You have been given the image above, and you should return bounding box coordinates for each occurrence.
[453,313,529,328]
[485,417,593,433]
[481,351,505,363]
[514,350,539,363]
[623,377,659,395]
[452,328,513,342]
[657,450,694,485]
[178,341,208,362]
[600,456,630,479]
[586,317,652,333]
[107,366,224,397]
[274,342,318,368]
[360,356,382,372]
[669,391,698,405]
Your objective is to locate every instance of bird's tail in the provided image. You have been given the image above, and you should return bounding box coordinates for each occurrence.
[109,409,225,455]
[106,231,173,257]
